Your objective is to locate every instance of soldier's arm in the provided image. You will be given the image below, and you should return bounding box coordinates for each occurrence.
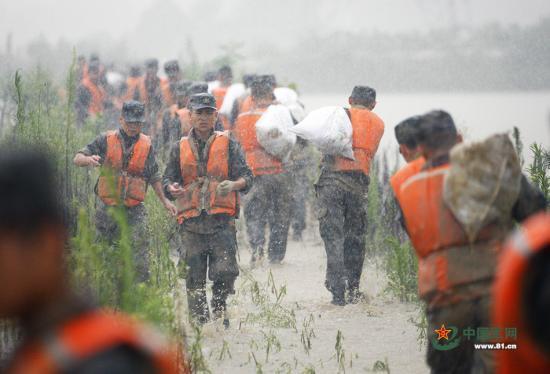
[162,142,184,200]
[73,134,107,167]
[512,174,547,222]
[228,136,253,193]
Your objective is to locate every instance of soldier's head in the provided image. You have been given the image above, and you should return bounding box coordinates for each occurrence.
[416,110,462,161]
[250,75,274,106]
[0,146,67,318]
[120,101,146,137]
[242,74,257,89]
[395,116,422,163]
[188,93,218,135]
[87,62,100,83]
[187,82,209,96]
[129,65,142,78]
[145,58,159,77]
[349,86,376,110]
[218,65,233,86]
[203,71,217,83]
[175,81,192,108]
[164,60,180,81]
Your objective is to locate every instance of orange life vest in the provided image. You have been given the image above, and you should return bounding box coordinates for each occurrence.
[398,163,505,303]
[239,95,254,114]
[5,309,187,374]
[80,78,106,115]
[332,107,385,175]
[390,157,425,201]
[169,105,191,137]
[493,213,550,374]
[233,108,284,176]
[97,131,151,207]
[124,76,147,103]
[160,78,175,106]
[212,86,228,110]
[176,131,238,224]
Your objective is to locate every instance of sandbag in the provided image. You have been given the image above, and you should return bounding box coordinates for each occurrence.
[274,87,298,105]
[289,106,354,160]
[255,105,297,160]
[219,83,246,115]
[443,133,522,242]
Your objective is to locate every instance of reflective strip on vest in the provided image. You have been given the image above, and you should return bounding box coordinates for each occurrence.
[234,109,283,176]
[176,131,238,223]
[97,131,151,207]
[6,310,183,374]
[493,213,550,374]
[332,107,384,175]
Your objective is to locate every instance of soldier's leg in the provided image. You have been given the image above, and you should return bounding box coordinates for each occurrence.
[208,225,239,326]
[180,229,210,324]
[316,184,347,304]
[267,174,292,263]
[426,299,480,374]
[243,177,268,259]
[95,202,118,245]
[343,191,368,302]
[472,295,495,374]
[291,170,308,240]
[127,204,150,283]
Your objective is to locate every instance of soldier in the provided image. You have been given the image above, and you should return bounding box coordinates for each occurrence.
[396,110,546,373]
[229,73,257,126]
[390,116,425,198]
[315,86,385,305]
[163,93,252,326]
[75,62,106,126]
[73,101,177,282]
[160,60,182,107]
[0,146,184,373]
[234,75,293,265]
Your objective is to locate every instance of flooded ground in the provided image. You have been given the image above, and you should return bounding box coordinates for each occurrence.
[195,229,428,373]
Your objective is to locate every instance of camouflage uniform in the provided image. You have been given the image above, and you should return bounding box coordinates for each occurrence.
[163,129,253,323]
[77,129,162,282]
[243,172,292,263]
[315,156,369,304]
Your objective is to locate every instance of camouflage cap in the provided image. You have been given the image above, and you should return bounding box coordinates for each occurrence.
[122,100,146,123]
[188,93,217,111]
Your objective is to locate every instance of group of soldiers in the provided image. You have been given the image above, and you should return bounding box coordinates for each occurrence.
[0,54,549,373]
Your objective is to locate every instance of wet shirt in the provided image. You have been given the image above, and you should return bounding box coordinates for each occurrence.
[316,155,371,196]
[163,129,253,234]
[77,129,162,185]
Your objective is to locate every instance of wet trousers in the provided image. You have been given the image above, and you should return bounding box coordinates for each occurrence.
[243,173,292,262]
[179,225,239,323]
[316,183,367,296]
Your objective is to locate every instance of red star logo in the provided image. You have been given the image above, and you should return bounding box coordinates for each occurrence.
[434,324,452,340]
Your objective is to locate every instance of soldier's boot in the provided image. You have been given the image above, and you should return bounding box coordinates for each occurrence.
[212,281,230,328]
[327,277,347,306]
[187,288,210,325]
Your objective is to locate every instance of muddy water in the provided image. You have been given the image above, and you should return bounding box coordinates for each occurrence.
[200,234,429,373]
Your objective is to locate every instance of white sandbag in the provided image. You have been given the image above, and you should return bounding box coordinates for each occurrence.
[443,133,522,242]
[289,106,354,160]
[274,87,298,106]
[219,83,246,115]
[255,105,297,160]
[287,102,307,122]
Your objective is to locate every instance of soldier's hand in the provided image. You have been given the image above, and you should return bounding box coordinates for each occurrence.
[168,182,185,198]
[88,155,101,167]
[164,200,178,217]
[216,180,235,196]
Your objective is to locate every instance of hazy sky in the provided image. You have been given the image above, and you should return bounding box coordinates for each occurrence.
[2,0,550,60]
